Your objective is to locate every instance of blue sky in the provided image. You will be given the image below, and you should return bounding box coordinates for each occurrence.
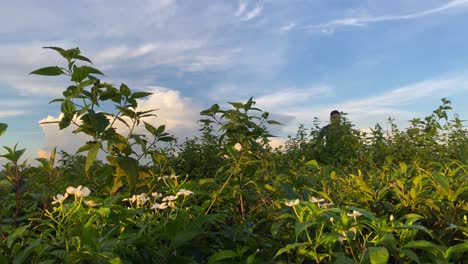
[0,0,467,162]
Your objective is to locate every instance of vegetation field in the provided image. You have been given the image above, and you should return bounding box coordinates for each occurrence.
[1,47,467,263]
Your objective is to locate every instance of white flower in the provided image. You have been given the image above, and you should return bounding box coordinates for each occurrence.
[130,194,138,203]
[169,174,179,180]
[76,187,91,197]
[167,201,176,208]
[309,196,325,203]
[329,217,334,223]
[138,193,149,203]
[389,214,395,221]
[338,231,347,242]
[176,189,194,197]
[66,185,91,197]
[51,193,69,205]
[347,210,363,218]
[84,200,101,207]
[234,143,242,150]
[285,199,300,207]
[162,195,178,202]
[319,202,334,208]
[122,194,139,203]
[157,175,169,181]
[151,202,168,210]
[151,192,163,199]
[66,186,76,195]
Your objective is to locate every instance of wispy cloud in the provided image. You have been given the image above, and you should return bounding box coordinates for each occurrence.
[241,5,263,21]
[94,42,241,72]
[0,43,70,96]
[272,74,468,136]
[301,0,468,33]
[0,110,29,118]
[280,22,296,32]
[235,0,247,16]
[256,85,333,110]
[235,0,263,21]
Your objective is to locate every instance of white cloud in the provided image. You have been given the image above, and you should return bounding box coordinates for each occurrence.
[302,0,468,33]
[240,4,263,21]
[0,110,29,118]
[134,87,201,132]
[256,85,333,110]
[0,43,76,96]
[235,0,247,16]
[269,74,468,137]
[280,22,296,32]
[94,42,240,72]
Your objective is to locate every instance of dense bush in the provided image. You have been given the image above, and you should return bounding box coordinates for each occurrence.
[0,47,467,263]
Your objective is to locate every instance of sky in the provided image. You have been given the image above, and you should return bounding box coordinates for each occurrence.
[0,0,467,163]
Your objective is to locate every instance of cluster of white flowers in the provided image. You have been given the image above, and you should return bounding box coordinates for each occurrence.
[66,185,91,197]
[309,196,333,208]
[122,188,194,210]
[51,185,92,205]
[157,174,179,181]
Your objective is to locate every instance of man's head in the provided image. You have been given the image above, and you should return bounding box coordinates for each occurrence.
[330,110,341,123]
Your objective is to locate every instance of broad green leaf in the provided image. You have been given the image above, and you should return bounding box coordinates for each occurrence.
[75,55,93,63]
[30,66,64,76]
[49,98,65,104]
[43,46,67,58]
[131,91,153,99]
[120,84,131,97]
[445,242,468,259]
[81,111,109,134]
[158,135,175,142]
[155,124,166,135]
[60,100,75,114]
[13,239,42,264]
[0,123,7,136]
[228,101,243,109]
[85,142,101,173]
[59,114,72,129]
[333,253,355,264]
[267,120,283,125]
[7,225,29,248]
[434,173,450,189]
[402,240,443,256]
[109,257,122,264]
[368,247,389,264]
[305,159,319,168]
[117,156,139,192]
[71,66,104,82]
[274,243,304,258]
[399,249,420,263]
[0,179,12,189]
[208,250,237,264]
[144,121,158,135]
[399,162,407,173]
[295,222,313,238]
[35,158,50,169]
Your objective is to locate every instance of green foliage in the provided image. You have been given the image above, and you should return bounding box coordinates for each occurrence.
[32,46,175,194]
[1,47,467,263]
[0,123,7,136]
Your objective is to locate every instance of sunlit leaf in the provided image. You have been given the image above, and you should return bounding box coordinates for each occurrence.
[30,66,64,76]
